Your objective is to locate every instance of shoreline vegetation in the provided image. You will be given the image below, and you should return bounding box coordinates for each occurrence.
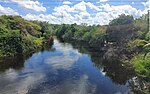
[0,13,149,93]
[0,15,54,60]
[54,13,149,93]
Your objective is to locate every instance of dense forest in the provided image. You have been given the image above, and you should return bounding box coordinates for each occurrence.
[0,13,149,93]
[0,15,54,59]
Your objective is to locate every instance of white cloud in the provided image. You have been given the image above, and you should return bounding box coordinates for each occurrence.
[142,0,150,14]
[91,3,144,25]
[73,1,87,12]
[53,5,74,13]
[131,2,134,5]
[100,0,108,2]
[0,0,9,3]
[10,0,46,12]
[71,1,101,12]
[86,2,101,11]
[79,11,90,19]
[0,5,19,15]
[24,1,144,25]
[63,1,72,5]
[54,1,101,13]
[50,1,101,25]
[99,4,143,18]
[24,13,60,24]
[142,0,150,8]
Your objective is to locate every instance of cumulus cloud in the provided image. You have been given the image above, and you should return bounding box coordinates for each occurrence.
[56,2,143,25]
[63,1,72,5]
[79,11,90,19]
[0,0,9,3]
[99,3,143,18]
[24,1,145,25]
[72,1,101,12]
[100,0,108,2]
[10,0,46,12]
[0,5,19,15]
[53,5,73,13]
[131,2,135,5]
[142,0,150,8]
[51,1,101,24]
[86,2,101,11]
[24,13,59,24]
[91,3,144,25]
[142,0,150,14]
[73,1,87,12]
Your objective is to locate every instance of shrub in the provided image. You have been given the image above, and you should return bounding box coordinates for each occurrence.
[131,53,150,81]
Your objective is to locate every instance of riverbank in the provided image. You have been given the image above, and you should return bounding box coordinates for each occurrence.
[0,39,134,94]
[0,14,149,94]
[54,14,150,93]
[0,15,54,59]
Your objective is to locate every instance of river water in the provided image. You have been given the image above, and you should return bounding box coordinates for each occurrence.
[0,39,134,94]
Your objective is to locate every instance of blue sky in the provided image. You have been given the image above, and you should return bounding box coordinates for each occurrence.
[0,0,149,25]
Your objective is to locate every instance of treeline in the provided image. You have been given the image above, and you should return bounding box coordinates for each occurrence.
[0,15,54,59]
[54,13,150,93]
[0,13,149,93]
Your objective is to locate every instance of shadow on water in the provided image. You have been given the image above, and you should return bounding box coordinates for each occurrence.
[0,54,31,72]
[0,45,54,73]
[65,40,150,93]
[65,40,135,85]
[0,39,137,94]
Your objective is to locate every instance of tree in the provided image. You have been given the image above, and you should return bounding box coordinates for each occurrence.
[109,14,134,26]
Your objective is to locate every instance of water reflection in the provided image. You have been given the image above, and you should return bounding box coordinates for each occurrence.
[0,54,30,72]
[67,40,135,85]
[0,39,134,94]
[0,45,54,73]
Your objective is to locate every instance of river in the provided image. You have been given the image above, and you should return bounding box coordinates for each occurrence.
[0,39,134,94]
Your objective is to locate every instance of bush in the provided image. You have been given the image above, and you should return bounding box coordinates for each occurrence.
[131,53,150,81]
[62,30,74,40]
[145,32,150,41]
[0,15,49,58]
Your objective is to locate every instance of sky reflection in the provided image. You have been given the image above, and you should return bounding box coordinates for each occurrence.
[0,39,132,94]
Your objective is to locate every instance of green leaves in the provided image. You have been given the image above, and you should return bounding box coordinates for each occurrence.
[145,32,150,41]
[0,15,45,58]
[133,39,148,47]
[131,53,150,81]
[109,14,134,26]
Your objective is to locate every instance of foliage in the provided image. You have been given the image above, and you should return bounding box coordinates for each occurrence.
[55,24,106,47]
[109,14,134,25]
[89,27,106,46]
[54,13,150,85]
[0,13,150,91]
[133,14,149,39]
[145,32,150,41]
[82,32,92,42]
[143,43,150,54]
[62,30,74,40]
[0,15,52,58]
[131,53,150,81]
[133,39,148,47]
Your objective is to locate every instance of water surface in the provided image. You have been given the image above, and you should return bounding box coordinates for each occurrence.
[0,39,133,94]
